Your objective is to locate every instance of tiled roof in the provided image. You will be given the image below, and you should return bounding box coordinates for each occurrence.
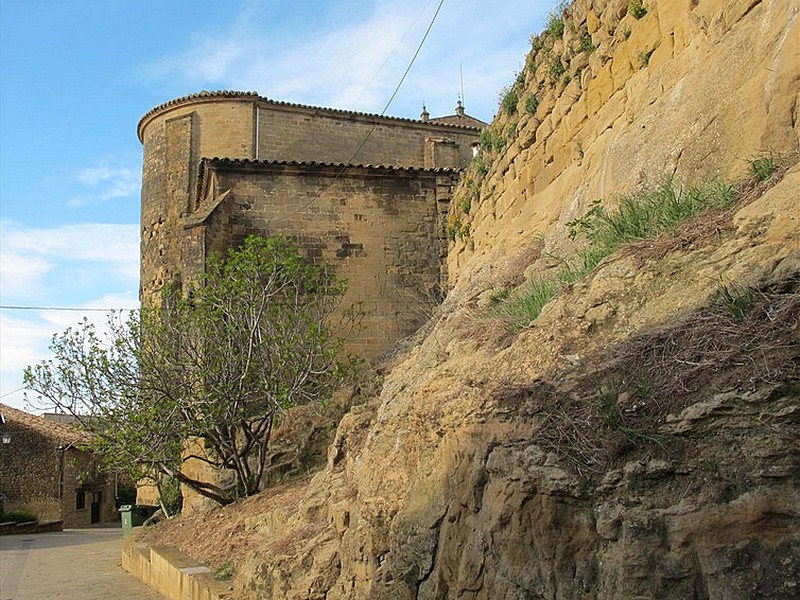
[431,113,488,129]
[200,157,462,175]
[138,90,484,141]
[0,403,88,445]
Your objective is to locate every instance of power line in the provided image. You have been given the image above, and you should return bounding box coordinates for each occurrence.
[342,0,446,166]
[1,387,27,399]
[0,305,135,312]
[281,0,447,225]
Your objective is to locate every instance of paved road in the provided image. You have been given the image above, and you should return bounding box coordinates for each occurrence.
[0,526,164,599]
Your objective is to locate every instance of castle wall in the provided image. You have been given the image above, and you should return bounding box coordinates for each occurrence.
[188,160,456,358]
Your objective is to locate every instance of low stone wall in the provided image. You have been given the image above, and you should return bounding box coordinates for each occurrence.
[0,520,64,536]
[122,532,232,600]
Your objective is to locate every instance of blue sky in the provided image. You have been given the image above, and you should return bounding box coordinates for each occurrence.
[0,0,556,411]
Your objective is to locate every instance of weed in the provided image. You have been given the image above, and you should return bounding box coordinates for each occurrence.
[500,86,519,116]
[494,279,559,329]
[546,11,566,37]
[567,178,735,258]
[747,154,777,181]
[628,0,647,19]
[546,54,566,81]
[506,121,518,140]
[624,28,632,40]
[717,280,756,322]
[640,49,654,67]
[446,214,461,242]
[580,34,596,54]
[525,95,539,115]
[215,561,234,581]
[488,288,510,302]
[458,194,472,215]
[473,153,489,178]
[479,127,505,153]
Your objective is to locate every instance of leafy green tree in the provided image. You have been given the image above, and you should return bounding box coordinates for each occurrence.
[25,235,358,506]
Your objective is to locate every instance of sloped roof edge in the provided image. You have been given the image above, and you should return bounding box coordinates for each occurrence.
[0,403,88,445]
[200,157,463,175]
[138,90,484,141]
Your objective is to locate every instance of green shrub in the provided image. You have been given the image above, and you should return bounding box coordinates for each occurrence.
[1,509,37,523]
[458,195,472,215]
[159,476,183,516]
[525,95,540,115]
[446,214,462,242]
[215,561,234,581]
[547,54,566,81]
[473,153,489,178]
[479,127,505,153]
[546,11,566,37]
[580,34,596,54]
[628,0,647,19]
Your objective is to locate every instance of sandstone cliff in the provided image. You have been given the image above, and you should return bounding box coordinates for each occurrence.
[147,0,799,598]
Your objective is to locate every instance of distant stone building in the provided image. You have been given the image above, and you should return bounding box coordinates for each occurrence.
[138,91,485,358]
[0,404,118,527]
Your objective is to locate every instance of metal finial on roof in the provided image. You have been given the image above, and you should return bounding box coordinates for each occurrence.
[421,103,430,122]
[455,99,465,117]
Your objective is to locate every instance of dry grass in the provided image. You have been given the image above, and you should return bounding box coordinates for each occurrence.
[490,281,800,478]
[140,473,315,572]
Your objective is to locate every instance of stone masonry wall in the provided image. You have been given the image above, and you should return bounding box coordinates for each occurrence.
[255,103,478,169]
[188,160,457,359]
[0,422,62,522]
[0,421,116,526]
[139,93,479,329]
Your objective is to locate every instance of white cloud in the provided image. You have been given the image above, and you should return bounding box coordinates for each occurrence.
[0,252,52,297]
[144,0,555,121]
[67,161,140,207]
[1,221,139,273]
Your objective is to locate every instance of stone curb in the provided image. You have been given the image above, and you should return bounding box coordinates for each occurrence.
[122,530,233,600]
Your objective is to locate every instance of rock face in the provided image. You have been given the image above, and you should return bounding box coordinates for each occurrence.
[232,0,800,598]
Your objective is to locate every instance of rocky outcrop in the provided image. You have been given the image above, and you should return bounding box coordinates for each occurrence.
[200,0,800,597]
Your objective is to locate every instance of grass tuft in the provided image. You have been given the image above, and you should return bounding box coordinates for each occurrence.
[747,154,777,181]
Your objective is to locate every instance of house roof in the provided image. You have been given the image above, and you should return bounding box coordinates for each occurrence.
[0,403,88,445]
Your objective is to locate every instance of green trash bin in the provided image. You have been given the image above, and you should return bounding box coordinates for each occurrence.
[120,504,158,538]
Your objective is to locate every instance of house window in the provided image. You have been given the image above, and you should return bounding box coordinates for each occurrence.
[76,491,85,510]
